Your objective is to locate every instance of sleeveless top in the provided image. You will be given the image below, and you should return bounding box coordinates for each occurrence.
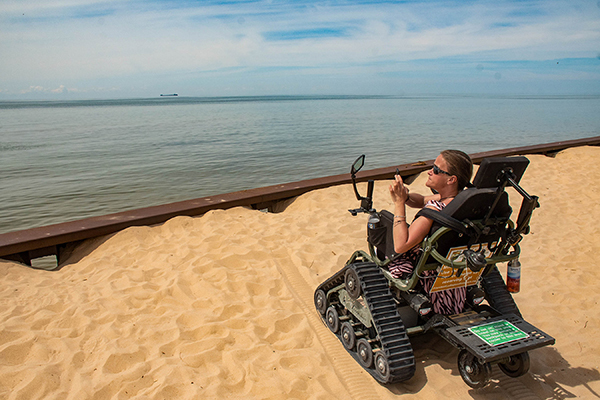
[387,199,467,315]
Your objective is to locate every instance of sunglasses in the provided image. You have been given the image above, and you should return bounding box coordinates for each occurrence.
[432,164,452,176]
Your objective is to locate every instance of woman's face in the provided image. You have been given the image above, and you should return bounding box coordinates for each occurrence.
[426,154,452,190]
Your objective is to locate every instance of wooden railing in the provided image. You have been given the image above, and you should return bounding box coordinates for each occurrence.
[2,136,599,267]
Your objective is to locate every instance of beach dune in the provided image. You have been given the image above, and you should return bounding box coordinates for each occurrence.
[1,146,600,399]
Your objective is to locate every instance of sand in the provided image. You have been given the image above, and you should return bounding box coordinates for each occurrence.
[1,146,600,400]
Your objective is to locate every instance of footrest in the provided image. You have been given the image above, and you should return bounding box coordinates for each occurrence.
[445,313,555,363]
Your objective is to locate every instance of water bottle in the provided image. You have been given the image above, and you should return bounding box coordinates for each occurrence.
[367,215,381,256]
[368,215,380,230]
[507,258,521,293]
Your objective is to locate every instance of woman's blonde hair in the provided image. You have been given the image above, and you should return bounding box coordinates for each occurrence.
[441,149,473,190]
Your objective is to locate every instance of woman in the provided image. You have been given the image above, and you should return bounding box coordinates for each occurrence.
[388,149,473,315]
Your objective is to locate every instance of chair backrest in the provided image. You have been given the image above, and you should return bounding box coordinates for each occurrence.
[428,188,512,262]
[423,156,531,263]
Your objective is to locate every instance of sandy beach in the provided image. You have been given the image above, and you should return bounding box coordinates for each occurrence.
[1,146,600,400]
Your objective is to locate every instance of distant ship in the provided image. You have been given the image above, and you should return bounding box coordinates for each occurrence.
[160,94,178,97]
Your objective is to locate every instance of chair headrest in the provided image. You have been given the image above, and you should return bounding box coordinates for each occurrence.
[472,156,530,189]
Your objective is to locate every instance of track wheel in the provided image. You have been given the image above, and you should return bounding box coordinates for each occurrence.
[356,339,373,368]
[340,322,356,350]
[374,351,391,382]
[315,289,327,315]
[458,350,492,389]
[499,352,530,378]
[326,306,340,333]
[345,268,361,299]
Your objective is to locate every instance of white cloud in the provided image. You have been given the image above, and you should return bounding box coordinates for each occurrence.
[19,85,68,94]
[1,0,599,97]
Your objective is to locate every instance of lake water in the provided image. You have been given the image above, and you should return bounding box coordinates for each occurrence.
[1,95,599,234]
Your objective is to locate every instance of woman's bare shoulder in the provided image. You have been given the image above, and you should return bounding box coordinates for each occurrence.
[423,193,441,203]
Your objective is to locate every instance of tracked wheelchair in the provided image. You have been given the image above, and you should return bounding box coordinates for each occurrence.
[314,155,555,388]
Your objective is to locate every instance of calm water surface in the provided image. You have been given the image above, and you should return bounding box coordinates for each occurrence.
[1,95,598,233]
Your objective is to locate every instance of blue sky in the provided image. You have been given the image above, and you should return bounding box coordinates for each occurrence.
[1,0,599,99]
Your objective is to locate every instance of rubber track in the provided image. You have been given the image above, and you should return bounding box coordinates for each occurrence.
[315,262,416,384]
[481,266,522,318]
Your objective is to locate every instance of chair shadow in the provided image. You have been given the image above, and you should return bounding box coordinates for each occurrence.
[384,332,454,395]
[517,346,600,400]
[383,332,600,399]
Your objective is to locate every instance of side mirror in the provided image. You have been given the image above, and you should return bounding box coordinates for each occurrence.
[351,154,365,176]
[349,155,373,212]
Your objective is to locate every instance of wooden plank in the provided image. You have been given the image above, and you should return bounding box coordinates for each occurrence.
[1,135,599,260]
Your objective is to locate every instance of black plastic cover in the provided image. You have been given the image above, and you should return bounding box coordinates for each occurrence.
[473,157,530,189]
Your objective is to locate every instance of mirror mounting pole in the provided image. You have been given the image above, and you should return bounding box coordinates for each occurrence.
[360,180,374,212]
[351,171,362,202]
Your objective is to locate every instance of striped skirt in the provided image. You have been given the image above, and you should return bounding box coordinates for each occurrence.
[388,248,466,315]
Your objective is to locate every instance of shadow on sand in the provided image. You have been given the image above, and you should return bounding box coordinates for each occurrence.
[383,332,599,399]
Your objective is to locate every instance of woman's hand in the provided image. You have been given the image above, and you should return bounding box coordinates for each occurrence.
[389,174,409,205]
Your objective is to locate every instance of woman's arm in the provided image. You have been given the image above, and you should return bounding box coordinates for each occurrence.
[391,212,435,254]
[406,191,440,209]
[389,175,436,254]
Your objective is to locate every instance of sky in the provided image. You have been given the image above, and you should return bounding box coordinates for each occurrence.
[1,0,599,99]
